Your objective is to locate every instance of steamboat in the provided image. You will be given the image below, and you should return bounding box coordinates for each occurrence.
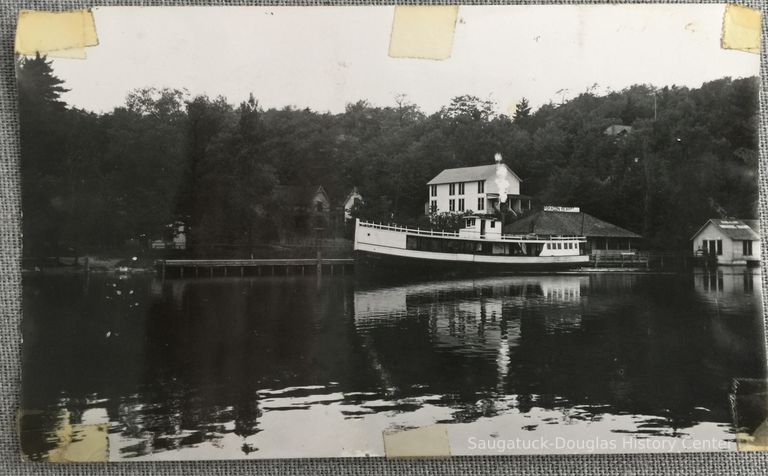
[354,215,589,275]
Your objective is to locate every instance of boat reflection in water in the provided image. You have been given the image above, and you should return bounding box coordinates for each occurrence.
[353,276,588,392]
[20,271,765,459]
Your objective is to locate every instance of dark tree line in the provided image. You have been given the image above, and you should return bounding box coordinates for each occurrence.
[17,54,758,258]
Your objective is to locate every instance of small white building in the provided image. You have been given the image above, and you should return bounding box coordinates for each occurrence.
[691,219,760,265]
[426,164,530,215]
[150,222,186,250]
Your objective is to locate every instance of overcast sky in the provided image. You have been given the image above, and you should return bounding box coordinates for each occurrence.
[48,4,759,115]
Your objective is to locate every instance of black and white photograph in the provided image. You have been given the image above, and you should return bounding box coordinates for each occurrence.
[16,4,766,460]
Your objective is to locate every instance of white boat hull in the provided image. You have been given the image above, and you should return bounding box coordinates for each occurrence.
[354,220,589,276]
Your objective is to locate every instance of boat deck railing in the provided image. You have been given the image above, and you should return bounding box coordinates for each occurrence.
[357,220,586,242]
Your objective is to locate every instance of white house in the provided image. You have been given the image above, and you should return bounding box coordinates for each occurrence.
[426,164,530,215]
[691,219,760,265]
[343,187,363,222]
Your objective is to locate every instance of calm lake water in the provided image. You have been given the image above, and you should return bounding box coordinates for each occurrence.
[21,270,766,459]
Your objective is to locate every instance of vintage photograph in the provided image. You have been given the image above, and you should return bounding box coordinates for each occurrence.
[17,5,765,460]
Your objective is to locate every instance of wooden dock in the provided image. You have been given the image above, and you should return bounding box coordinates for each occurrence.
[590,250,698,270]
[157,258,355,279]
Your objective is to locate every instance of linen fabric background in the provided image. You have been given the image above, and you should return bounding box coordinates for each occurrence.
[2,1,768,474]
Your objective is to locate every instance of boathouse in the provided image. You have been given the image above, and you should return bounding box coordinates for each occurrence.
[690,219,760,265]
[504,208,641,253]
[426,164,532,216]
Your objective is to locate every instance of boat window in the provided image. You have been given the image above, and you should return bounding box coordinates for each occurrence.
[546,243,551,249]
[557,243,562,249]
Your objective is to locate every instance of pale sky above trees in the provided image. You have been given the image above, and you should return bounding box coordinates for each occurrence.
[49,5,758,115]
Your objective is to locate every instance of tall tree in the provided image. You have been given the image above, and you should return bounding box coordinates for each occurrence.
[513,97,531,121]
[17,54,70,258]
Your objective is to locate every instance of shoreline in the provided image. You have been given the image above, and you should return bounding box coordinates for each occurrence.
[21,264,719,277]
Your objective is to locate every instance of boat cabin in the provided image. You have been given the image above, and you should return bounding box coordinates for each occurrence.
[458,216,502,239]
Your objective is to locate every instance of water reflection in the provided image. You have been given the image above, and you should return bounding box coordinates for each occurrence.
[20,271,765,459]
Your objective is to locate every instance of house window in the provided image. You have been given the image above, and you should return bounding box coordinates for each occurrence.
[704,239,723,255]
[478,181,484,193]
[449,183,455,195]
[449,199,455,211]
[430,185,437,197]
[490,221,495,228]
[458,183,465,195]
[743,240,753,256]
[430,200,437,213]
[458,198,465,211]
[477,197,484,210]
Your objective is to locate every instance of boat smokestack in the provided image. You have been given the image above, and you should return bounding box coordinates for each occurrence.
[494,152,510,206]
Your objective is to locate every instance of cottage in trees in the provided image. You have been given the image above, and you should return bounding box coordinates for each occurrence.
[273,185,332,236]
[691,219,760,265]
[426,164,532,216]
[343,187,363,222]
[604,124,633,136]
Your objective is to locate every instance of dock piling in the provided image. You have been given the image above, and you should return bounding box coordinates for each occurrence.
[158,258,354,279]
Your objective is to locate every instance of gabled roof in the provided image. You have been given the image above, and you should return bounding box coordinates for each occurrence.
[604,124,633,136]
[427,164,521,185]
[690,219,760,241]
[274,184,330,207]
[504,210,641,238]
[344,187,363,205]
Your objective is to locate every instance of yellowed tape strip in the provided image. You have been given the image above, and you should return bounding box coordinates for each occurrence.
[15,10,98,59]
[721,4,761,54]
[47,423,109,462]
[389,6,459,60]
[383,424,451,458]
